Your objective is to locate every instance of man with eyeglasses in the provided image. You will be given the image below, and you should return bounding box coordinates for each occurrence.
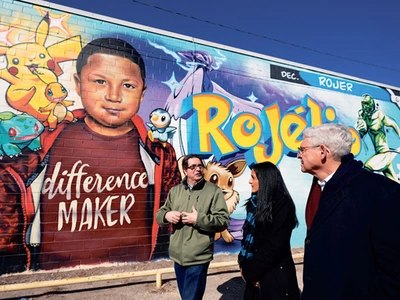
[156,154,229,300]
[297,123,400,299]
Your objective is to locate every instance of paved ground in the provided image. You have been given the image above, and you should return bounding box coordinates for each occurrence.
[0,249,304,300]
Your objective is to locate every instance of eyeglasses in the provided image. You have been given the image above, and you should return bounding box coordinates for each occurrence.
[187,164,204,170]
[298,145,320,154]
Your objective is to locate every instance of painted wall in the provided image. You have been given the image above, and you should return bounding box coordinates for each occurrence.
[1,0,400,274]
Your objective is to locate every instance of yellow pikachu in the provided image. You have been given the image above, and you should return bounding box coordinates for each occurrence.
[0,13,81,124]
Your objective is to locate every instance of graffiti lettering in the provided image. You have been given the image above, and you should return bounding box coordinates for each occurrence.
[194,94,236,154]
[181,93,361,165]
[281,71,298,80]
[319,76,353,92]
[42,161,148,200]
[58,194,135,231]
[58,200,77,231]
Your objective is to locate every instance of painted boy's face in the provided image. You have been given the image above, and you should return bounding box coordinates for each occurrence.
[74,53,145,133]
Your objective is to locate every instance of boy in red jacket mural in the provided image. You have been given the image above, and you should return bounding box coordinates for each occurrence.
[0,38,180,273]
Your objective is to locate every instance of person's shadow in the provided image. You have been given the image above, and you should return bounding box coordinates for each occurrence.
[217,276,246,300]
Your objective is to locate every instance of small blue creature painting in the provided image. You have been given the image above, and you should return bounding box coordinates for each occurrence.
[146,108,176,146]
[0,111,44,159]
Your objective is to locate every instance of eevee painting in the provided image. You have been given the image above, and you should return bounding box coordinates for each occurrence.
[178,156,247,243]
[203,160,247,242]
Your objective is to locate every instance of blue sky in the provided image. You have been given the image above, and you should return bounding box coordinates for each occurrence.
[44,0,400,88]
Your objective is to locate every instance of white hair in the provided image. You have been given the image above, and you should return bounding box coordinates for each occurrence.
[303,123,352,161]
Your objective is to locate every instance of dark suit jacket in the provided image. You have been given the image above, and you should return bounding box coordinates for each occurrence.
[302,154,400,299]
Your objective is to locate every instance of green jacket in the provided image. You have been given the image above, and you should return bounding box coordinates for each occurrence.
[156,178,229,266]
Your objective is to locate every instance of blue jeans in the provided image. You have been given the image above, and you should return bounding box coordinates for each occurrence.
[174,262,210,300]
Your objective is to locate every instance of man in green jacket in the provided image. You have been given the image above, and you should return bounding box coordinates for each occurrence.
[156,154,229,300]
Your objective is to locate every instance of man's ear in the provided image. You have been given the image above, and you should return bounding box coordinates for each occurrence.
[73,73,81,97]
[320,144,330,155]
[140,85,147,103]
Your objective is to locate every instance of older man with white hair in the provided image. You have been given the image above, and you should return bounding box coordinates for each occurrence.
[297,123,400,299]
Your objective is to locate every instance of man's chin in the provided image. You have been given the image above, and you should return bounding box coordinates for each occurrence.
[103,122,124,128]
[100,118,128,128]
[86,114,127,128]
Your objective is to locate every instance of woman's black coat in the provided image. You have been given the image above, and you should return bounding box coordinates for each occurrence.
[240,196,300,299]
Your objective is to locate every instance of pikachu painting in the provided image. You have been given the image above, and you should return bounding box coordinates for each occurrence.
[0,12,81,127]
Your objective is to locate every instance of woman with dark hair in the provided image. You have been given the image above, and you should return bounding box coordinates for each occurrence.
[238,161,300,300]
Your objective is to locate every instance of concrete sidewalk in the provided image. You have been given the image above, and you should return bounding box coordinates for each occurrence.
[0,249,304,299]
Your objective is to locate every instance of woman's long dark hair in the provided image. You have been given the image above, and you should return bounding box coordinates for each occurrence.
[249,161,299,227]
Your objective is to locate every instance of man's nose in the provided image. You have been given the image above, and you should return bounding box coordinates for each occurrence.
[106,85,122,102]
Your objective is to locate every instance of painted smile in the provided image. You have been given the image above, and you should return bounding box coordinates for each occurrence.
[27,64,38,73]
[104,107,123,115]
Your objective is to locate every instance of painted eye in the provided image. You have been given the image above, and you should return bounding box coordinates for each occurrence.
[39,53,46,59]
[12,58,19,65]
[161,115,166,122]
[123,83,134,89]
[34,123,39,132]
[8,127,18,137]
[209,174,219,185]
[47,89,53,97]
[228,177,233,187]
[61,86,67,93]
[95,79,106,85]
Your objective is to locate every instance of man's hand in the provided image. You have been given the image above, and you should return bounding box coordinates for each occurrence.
[165,211,182,224]
[181,206,198,225]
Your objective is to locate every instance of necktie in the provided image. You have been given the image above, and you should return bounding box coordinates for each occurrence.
[305,178,322,230]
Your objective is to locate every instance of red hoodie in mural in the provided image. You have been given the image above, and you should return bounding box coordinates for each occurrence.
[0,109,180,272]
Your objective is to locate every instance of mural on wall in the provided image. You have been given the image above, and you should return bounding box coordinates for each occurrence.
[355,94,400,181]
[0,0,399,274]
